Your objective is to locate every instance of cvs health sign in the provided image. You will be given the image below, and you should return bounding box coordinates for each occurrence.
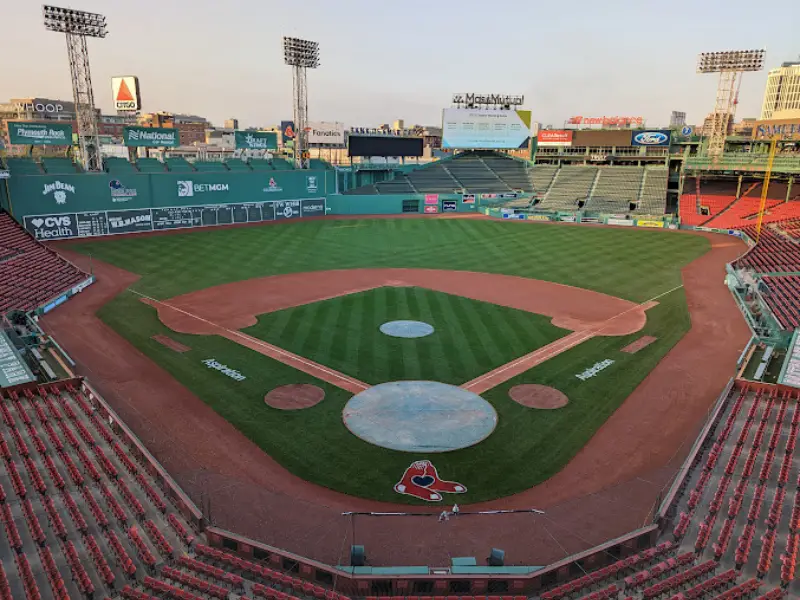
[24,213,78,240]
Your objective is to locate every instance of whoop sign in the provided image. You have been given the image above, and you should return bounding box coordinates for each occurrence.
[111,76,141,111]
[123,126,179,148]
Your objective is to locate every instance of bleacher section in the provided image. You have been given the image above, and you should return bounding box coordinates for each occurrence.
[668,385,799,598]
[4,158,43,175]
[0,377,357,600]
[105,157,139,174]
[0,212,89,313]
[134,158,166,173]
[40,157,78,175]
[637,167,668,215]
[530,165,559,196]
[587,167,643,214]
[444,153,509,193]
[405,162,460,194]
[225,158,252,171]
[538,166,598,211]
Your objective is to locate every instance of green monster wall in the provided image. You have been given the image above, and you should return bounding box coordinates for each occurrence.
[8,170,335,240]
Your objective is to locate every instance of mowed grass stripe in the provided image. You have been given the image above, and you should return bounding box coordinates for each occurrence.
[70,219,709,302]
[243,286,568,385]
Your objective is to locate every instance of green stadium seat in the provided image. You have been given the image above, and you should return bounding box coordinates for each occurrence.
[308,158,332,170]
[165,157,195,172]
[193,161,228,172]
[247,159,275,171]
[135,158,166,173]
[224,158,252,171]
[4,157,44,175]
[41,157,78,174]
[271,158,294,170]
[104,157,139,174]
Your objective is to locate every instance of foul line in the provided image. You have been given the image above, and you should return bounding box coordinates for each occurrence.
[128,289,369,394]
[462,284,684,393]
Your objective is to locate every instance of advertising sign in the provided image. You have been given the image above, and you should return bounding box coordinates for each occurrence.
[568,116,643,128]
[752,120,800,141]
[424,205,439,214]
[607,218,634,227]
[0,331,35,387]
[234,130,278,150]
[111,76,141,111]
[680,125,694,137]
[306,121,345,146]
[22,199,327,240]
[461,193,476,204]
[630,130,671,146]
[424,194,439,205]
[348,135,423,157]
[442,200,457,212]
[8,121,73,146]
[537,130,573,146]
[123,126,179,147]
[442,108,531,149]
[280,121,296,144]
[636,219,665,228]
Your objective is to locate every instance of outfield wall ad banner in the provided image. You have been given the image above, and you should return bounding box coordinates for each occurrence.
[442,108,532,149]
[630,130,671,146]
[23,198,326,240]
[234,130,278,150]
[306,122,345,146]
[8,121,73,146]
[123,126,180,147]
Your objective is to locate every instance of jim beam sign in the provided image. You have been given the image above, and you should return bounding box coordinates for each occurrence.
[111,76,141,112]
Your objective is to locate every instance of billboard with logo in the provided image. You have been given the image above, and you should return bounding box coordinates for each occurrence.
[306,122,345,146]
[123,126,179,147]
[234,130,278,150]
[752,120,800,141]
[630,130,671,146]
[442,108,532,149]
[111,76,141,111]
[537,130,573,146]
[348,135,423,157]
[8,121,73,146]
[280,121,296,144]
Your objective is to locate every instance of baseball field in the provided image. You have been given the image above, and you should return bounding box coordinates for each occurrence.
[64,217,708,503]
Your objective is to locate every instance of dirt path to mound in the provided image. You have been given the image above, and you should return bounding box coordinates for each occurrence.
[43,228,750,567]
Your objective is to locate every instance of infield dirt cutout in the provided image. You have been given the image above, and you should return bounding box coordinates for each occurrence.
[136,268,660,395]
[265,384,325,410]
[509,384,569,409]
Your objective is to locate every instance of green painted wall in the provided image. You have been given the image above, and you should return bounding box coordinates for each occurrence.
[326,193,478,215]
[7,170,335,219]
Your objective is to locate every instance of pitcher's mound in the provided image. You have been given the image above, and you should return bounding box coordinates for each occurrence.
[509,384,569,409]
[265,384,325,410]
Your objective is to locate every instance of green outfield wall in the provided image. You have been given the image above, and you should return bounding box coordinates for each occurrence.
[326,193,478,215]
[6,170,335,240]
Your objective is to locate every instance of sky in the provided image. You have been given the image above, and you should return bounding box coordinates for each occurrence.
[0,0,798,129]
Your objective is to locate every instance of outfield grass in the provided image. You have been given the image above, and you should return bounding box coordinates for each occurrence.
[69,218,708,302]
[243,286,568,385]
[74,218,710,502]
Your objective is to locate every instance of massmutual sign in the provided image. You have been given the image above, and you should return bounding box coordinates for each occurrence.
[8,121,73,146]
[123,126,180,148]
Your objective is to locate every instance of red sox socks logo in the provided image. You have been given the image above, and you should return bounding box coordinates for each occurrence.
[394,460,466,502]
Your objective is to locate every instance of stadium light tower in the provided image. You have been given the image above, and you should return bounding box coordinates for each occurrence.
[697,49,765,159]
[283,36,319,169]
[43,5,107,172]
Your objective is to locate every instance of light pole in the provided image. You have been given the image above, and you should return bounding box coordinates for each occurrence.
[696,49,765,159]
[43,5,107,172]
[283,36,319,169]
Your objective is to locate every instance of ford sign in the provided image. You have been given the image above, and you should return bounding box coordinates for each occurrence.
[631,130,671,146]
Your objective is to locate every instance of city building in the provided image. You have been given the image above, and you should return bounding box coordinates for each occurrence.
[669,111,687,128]
[224,118,239,130]
[733,118,757,137]
[138,111,209,146]
[760,60,800,120]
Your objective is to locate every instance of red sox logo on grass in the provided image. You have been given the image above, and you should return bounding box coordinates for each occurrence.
[394,460,466,502]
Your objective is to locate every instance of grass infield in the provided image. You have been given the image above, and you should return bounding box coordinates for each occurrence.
[74,218,708,502]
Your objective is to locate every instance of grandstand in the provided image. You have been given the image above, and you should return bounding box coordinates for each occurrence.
[0,212,90,314]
